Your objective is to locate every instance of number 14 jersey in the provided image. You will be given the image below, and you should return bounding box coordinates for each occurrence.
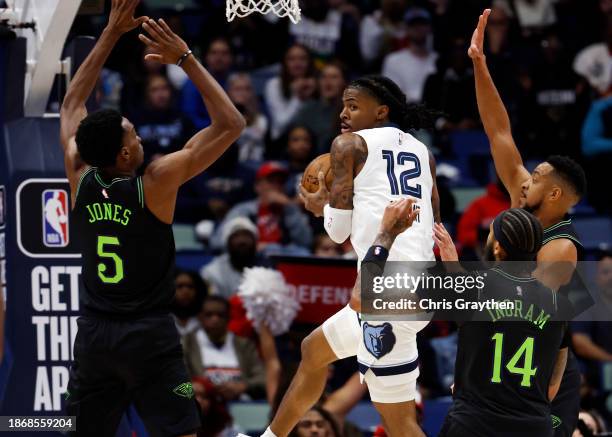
[72,168,175,316]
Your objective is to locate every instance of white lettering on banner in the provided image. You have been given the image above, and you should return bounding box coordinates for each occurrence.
[33,366,69,411]
[30,265,81,411]
[291,284,351,305]
[31,266,80,311]
[31,316,79,361]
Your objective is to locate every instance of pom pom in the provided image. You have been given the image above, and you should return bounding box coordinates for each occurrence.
[238,267,300,336]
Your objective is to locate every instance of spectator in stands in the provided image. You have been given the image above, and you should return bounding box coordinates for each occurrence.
[210,161,313,254]
[192,376,232,437]
[181,37,234,129]
[282,126,317,197]
[175,144,255,223]
[582,95,612,214]
[382,8,438,103]
[573,409,608,437]
[291,62,347,154]
[359,0,409,70]
[572,252,612,387]
[516,29,586,158]
[227,72,269,165]
[456,180,510,260]
[183,295,266,400]
[289,0,361,70]
[422,37,479,132]
[289,406,341,437]
[265,44,317,141]
[130,74,196,165]
[171,269,208,338]
[201,217,262,298]
[313,234,343,257]
[573,15,612,96]
[493,0,557,35]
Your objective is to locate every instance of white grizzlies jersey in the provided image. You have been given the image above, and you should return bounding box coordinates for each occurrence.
[351,126,434,262]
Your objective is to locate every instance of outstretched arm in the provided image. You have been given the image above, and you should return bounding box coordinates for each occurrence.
[469,9,530,206]
[139,19,245,223]
[60,0,147,203]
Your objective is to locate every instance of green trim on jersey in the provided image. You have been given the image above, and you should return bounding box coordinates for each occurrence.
[75,167,96,199]
[94,169,130,188]
[137,177,144,208]
[543,219,572,233]
[541,234,583,247]
[490,267,537,283]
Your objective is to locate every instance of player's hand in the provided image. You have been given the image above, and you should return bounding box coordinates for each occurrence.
[380,198,420,238]
[139,18,190,65]
[433,222,459,261]
[107,0,148,34]
[299,172,329,217]
[468,8,491,61]
[217,381,247,401]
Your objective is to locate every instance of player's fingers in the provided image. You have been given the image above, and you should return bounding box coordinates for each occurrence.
[143,20,164,42]
[149,19,169,40]
[298,184,310,198]
[316,171,328,193]
[158,18,174,36]
[144,53,163,62]
[135,16,149,27]
[138,33,157,48]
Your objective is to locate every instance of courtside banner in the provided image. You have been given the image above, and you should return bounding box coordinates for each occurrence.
[271,255,357,324]
[1,176,80,433]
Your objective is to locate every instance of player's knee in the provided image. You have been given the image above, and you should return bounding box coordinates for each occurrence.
[300,330,329,370]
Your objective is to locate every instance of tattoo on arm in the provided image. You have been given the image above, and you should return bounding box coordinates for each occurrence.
[329,134,367,209]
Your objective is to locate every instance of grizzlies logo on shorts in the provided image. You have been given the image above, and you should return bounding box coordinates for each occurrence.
[363,322,396,359]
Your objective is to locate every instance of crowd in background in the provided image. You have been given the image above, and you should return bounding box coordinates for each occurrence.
[65,0,612,435]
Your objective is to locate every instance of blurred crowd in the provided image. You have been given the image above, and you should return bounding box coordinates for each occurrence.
[66,0,612,435]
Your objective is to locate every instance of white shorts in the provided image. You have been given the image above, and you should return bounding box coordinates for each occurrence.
[321,305,429,403]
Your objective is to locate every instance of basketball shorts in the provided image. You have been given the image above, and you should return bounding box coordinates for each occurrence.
[551,353,581,437]
[66,314,200,437]
[322,304,428,403]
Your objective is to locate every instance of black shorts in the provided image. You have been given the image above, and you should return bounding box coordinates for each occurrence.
[551,354,581,437]
[66,314,200,437]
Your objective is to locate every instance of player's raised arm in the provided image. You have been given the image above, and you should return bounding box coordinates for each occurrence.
[469,9,530,206]
[60,0,147,198]
[138,19,245,222]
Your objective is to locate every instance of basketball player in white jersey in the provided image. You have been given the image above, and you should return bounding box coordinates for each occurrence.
[254,76,441,437]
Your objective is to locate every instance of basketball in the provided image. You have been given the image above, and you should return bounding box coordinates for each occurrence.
[301,153,334,193]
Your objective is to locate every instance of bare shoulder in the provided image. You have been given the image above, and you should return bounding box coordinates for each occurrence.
[330,133,367,168]
[538,239,578,263]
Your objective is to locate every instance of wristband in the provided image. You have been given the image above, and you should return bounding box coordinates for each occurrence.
[362,245,389,273]
[176,49,193,67]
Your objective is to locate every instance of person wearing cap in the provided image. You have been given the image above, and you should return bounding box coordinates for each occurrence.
[201,216,263,299]
[209,161,313,254]
[382,7,438,103]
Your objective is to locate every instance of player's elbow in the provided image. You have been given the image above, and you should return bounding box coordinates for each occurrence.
[216,112,246,139]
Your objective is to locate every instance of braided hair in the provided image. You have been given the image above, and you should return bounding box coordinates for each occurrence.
[348,75,440,131]
[494,208,543,261]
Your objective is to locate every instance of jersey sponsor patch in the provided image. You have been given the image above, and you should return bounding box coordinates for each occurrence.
[363,322,396,359]
[42,189,69,247]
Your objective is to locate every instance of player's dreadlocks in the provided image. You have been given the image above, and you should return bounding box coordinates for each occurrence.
[349,75,440,131]
[494,208,543,261]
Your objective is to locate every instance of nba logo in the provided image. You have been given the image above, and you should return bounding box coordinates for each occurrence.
[42,189,69,247]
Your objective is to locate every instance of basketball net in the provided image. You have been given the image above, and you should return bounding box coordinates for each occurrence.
[226,0,301,24]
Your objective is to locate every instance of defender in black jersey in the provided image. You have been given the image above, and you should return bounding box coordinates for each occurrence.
[433,209,570,437]
[59,2,244,436]
[470,10,588,436]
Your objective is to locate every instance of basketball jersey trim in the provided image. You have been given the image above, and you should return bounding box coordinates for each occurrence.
[136,177,144,208]
[543,219,572,233]
[542,234,583,247]
[75,167,96,200]
[490,267,537,282]
[93,170,130,188]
